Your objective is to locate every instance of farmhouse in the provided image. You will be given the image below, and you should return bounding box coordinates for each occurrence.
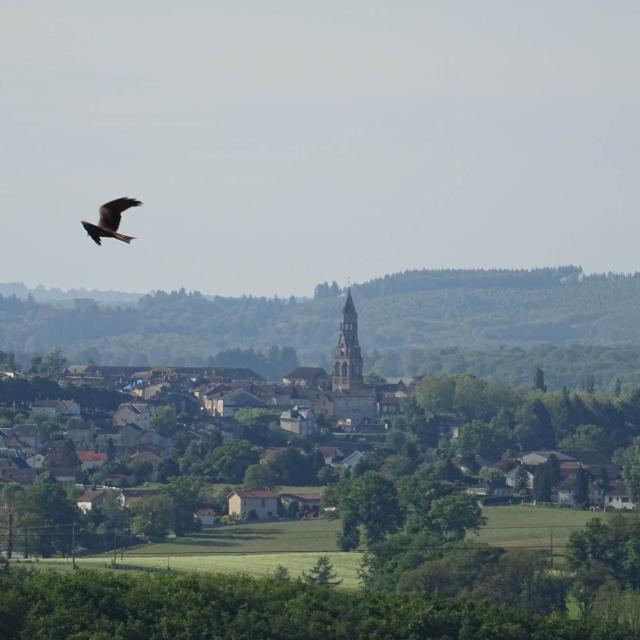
[604,480,635,510]
[77,490,106,513]
[227,490,278,520]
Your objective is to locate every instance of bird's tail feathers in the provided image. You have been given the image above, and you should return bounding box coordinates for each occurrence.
[112,232,136,244]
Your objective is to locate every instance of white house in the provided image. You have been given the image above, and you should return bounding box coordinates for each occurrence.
[215,390,267,417]
[335,450,365,470]
[279,406,316,437]
[25,453,45,469]
[77,490,106,514]
[227,490,278,520]
[604,480,635,510]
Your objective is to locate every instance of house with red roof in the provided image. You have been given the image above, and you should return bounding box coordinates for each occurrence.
[77,451,108,472]
[227,490,278,520]
[195,507,217,527]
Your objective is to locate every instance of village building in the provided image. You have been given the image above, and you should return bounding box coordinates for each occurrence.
[227,490,279,520]
[213,389,267,417]
[113,403,152,430]
[282,367,331,390]
[195,507,217,527]
[518,451,575,466]
[31,400,80,418]
[77,451,108,472]
[77,490,106,514]
[334,450,365,470]
[279,406,316,437]
[604,480,635,510]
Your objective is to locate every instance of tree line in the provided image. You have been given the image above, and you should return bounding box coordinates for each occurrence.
[5,267,640,375]
[0,569,635,639]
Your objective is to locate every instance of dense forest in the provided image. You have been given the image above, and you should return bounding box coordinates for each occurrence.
[4,266,640,386]
[0,569,634,639]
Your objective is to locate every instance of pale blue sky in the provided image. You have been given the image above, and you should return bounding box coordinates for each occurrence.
[1,1,639,296]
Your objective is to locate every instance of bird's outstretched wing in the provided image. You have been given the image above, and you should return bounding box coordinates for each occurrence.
[82,221,102,245]
[99,197,142,231]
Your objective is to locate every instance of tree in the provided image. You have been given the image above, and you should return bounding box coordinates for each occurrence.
[20,472,76,557]
[472,550,568,615]
[264,448,320,485]
[162,476,204,536]
[614,378,622,397]
[533,367,547,393]
[272,565,290,581]
[129,494,175,540]
[515,399,554,451]
[574,467,591,507]
[452,375,488,420]
[571,563,613,620]
[303,556,342,587]
[364,372,387,384]
[39,349,67,376]
[514,466,531,495]
[622,437,640,504]
[479,466,505,487]
[533,466,552,503]
[151,405,178,437]
[585,373,596,394]
[339,472,403,546]
[415,375,455,415]
[208,439,259,483]
[243,464,274,490]
[558,425,613,456]
[455,420,512,463]
[234,409,281,447]
[426,493,485,541]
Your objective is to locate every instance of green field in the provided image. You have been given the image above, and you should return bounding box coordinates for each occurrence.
[38,505,624,589]
[127,518,341,555]
[472,505,619,552]
[48,552,363,588]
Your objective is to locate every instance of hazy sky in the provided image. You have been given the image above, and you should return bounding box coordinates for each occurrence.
[1,2,639,297]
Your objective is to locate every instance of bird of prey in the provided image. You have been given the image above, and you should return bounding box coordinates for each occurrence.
[81,197,142,245]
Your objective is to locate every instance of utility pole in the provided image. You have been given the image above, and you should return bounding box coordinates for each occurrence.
[24,528,28,560]
[7,511,13,561]
[550,527,554,567]
[112,529,117,567]
[71,522,76,569]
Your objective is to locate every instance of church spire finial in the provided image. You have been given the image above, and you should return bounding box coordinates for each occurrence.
[343,287,356,315]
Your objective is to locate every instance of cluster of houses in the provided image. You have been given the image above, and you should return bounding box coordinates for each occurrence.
[465,449,633,510]
[76,486,323,525]
[0,290,634,526]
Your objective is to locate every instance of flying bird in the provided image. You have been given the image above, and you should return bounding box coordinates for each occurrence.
[81,197,142,245]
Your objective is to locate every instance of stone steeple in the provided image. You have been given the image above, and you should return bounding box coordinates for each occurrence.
[332,288,363,391]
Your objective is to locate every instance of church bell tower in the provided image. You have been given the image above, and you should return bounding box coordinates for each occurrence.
[332,288,364,391]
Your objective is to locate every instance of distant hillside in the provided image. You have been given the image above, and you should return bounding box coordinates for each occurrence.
[3,267,640,388]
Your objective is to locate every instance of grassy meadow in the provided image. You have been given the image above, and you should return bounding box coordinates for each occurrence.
[35,505,627,589]
[472,505,619,551]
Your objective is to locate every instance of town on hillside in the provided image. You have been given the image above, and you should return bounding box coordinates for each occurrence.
[0,288,637,560]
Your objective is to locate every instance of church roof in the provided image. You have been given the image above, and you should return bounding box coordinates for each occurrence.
[343,288,357,315]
